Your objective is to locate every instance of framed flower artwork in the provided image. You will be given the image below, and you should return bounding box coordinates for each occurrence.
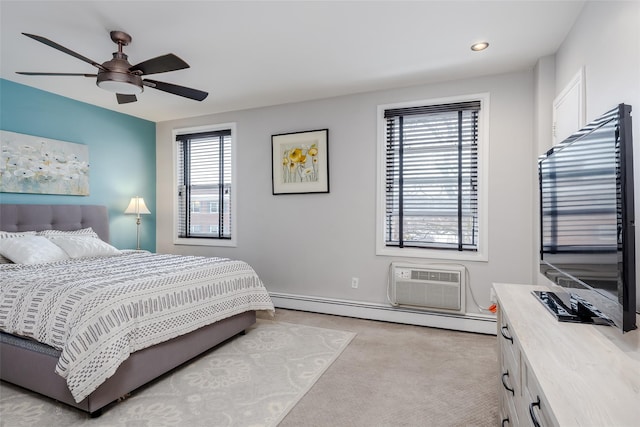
[271,129,329,195]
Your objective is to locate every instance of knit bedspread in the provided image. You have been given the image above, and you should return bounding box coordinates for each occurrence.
[0,252,274,402]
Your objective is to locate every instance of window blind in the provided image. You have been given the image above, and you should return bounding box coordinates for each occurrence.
[384,101,480,251]
[177,130,232,239]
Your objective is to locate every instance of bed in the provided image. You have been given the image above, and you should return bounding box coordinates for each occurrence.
[0,203,274,417]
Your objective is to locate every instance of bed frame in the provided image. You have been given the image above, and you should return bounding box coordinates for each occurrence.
[0,203,256,416]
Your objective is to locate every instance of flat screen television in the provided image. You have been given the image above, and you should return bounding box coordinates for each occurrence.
[537,103,636,332]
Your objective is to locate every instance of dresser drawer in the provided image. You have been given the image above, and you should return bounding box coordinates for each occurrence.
[498,310,519,371]
[499,341,519,397]
[499,385,519,426]
[521,363,558,427]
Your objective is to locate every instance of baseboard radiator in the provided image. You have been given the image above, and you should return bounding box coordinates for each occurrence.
[388,262,466,314]
[269,292,496,335]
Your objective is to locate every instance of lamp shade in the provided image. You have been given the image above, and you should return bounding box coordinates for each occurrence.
[125,197,151,215]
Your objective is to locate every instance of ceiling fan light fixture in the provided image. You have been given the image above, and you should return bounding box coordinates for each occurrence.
[470,41,490,52]
[96,71,143,95]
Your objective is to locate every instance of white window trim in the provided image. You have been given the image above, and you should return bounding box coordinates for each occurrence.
[172,122,238,247]
[375,93,490,262]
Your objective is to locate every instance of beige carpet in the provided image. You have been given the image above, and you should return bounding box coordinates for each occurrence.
[0,318,355,427]
[272,309,499,427]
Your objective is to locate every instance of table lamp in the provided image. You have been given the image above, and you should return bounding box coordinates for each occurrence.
[124,196,151,250]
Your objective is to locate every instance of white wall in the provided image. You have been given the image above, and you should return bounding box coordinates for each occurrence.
[555,1,640,123]
[550,0,640,308]
[156,69,535,318]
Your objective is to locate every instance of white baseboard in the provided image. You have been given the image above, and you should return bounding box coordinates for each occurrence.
[269,292,497,335]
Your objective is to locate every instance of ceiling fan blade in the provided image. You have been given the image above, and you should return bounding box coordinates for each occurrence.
[116,94,137,104]
[16,72,97,77]
[22,33,107,71]
[143,79,208,101]
[130,54,189,75]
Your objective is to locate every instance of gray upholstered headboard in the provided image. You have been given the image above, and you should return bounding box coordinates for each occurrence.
[0,204,110,242]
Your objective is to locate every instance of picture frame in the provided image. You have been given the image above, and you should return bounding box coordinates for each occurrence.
[0,130,90,195]
[271,129,329,195]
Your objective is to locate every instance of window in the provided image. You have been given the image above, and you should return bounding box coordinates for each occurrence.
[175,123,236,247]
[377,95,488,261]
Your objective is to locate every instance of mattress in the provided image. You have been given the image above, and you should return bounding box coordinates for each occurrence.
[0,330,61,357]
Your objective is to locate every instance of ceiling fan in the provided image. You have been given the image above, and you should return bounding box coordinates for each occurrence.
[16,31,208,104]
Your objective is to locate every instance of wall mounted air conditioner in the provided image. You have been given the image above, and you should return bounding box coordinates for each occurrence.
[388,262,466,314]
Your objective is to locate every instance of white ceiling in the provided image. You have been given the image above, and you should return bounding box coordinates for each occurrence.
[1,1,585,123]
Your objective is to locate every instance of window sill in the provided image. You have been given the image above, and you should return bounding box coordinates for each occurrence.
[376,245,487,262]
[173,237,237,248]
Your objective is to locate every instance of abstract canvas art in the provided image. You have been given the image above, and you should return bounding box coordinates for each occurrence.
[0,130,89,195]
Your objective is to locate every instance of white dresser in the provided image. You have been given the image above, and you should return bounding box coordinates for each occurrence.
[494,283,640,427]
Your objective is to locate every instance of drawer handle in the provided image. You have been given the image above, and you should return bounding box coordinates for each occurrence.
[500,325,514,344]
[501,417,509,427]
[529,396,542,427]
[501,371,514,396]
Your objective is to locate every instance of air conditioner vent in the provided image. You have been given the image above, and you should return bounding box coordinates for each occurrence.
[411,270,459,283]
[389,262,466,314]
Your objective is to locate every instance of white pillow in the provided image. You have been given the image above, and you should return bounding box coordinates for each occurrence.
[37,227,100,238]
[0,235,70,264]
[0,231,37,263]
[47,235,121,258]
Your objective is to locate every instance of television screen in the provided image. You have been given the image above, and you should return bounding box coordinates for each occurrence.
[538,104,636,332]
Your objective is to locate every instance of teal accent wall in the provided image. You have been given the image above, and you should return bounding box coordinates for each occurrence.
[0,79,156,251]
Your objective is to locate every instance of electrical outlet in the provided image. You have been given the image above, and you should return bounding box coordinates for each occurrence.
[351,277,359,289]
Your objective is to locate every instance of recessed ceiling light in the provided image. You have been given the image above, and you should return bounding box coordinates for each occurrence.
[471,42,489,52]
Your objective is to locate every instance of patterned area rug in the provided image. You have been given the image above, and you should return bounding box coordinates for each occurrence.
[0,319,355,426]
